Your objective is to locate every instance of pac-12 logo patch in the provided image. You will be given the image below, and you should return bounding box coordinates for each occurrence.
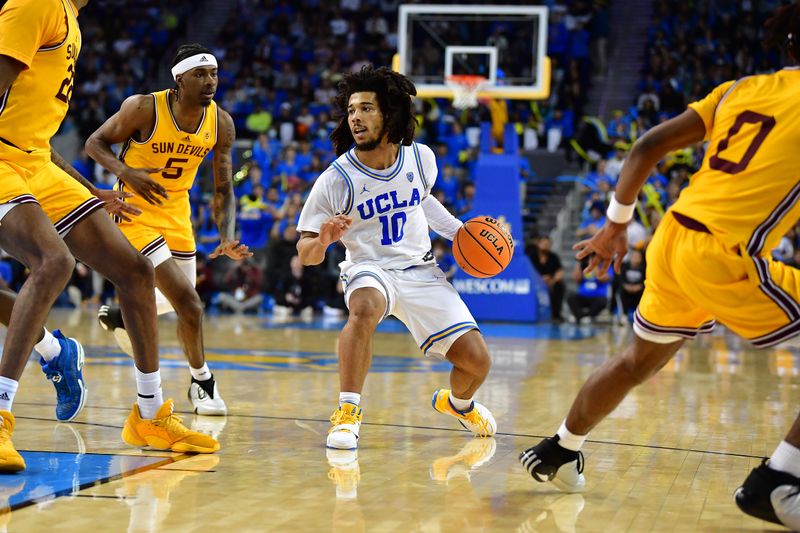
[407,172,414,182]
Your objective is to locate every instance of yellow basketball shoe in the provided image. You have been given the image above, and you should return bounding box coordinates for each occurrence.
[122,400,220,453]
[327,403,362,450]
[0,412,25,472]
[432,389,496,436]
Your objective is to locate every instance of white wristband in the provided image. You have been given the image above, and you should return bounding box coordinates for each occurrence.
[606,194,636,224]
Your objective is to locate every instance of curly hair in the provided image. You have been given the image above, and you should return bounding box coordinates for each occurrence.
[764,1,800,61]
[330,65,418,156]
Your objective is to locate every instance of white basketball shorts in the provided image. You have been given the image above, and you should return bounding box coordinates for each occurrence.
[340,261,479,359]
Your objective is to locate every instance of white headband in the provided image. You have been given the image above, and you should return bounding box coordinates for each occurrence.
[171,53,218,81]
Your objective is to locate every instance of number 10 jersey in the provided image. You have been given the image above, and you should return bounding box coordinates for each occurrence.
[298,142,438,271]
[116,89,218,232]
[674,70,800,257]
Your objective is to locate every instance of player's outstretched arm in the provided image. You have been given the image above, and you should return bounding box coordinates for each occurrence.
[210,109,251,260]
[613,109,706,205]
[85,95,168,205]
[297,215,352,266]
[574,109,707,276]
[421,195,463,241]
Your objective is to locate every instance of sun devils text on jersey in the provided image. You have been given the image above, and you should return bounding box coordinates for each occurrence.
[116,89,218,231]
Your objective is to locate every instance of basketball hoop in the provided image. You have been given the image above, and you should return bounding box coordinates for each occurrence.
[446,75,488,109]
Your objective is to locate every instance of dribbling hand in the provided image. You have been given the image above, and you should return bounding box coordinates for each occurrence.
[319,214,352,246]
[573,221,629,275]
[119,166,169,205]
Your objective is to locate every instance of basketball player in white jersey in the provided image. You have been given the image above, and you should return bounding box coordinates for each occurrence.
[297,66,496,451]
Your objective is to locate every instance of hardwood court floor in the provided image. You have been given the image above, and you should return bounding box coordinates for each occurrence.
[0,308,795,532]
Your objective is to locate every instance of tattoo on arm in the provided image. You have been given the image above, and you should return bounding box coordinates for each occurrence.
[51,148,96,193]
[213,112,237,242]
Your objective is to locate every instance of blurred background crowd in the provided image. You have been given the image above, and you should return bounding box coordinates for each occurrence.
[6,0,793,323]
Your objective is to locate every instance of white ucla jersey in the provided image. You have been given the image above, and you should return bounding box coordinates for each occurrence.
[297,142,438,270]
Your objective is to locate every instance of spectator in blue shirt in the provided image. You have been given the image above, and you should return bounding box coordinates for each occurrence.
[567,257,612,323]
[577,201,606,239]
[433,164,460,206]
[71,149,94,183]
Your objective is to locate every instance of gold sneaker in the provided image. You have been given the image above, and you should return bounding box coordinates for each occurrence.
[326,403,362,450]
[0,412,24,472]
[122,400,220,453]
[432,389,496,436]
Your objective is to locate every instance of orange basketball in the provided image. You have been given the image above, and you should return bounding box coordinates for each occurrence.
[452,216,514,278]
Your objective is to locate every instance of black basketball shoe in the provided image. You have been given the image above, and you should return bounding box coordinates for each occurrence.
[735,459,800,530]
[519,435,585,493]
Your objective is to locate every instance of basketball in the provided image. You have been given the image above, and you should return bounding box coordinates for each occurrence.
[452,216,514,278]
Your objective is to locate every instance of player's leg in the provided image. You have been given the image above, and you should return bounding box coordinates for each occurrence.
[97,225,167,356]
[0,205,74,369]
[519,213,710,492]
[724,257,800,529]
[0,289,71,363]
[734,412,800,531]
[30,163,218,453]
[445,330,491,400]
[327,263,393,450]
[433,330,495,436]
[153,257,226,415]
[338,288,385,393]
[63,211,218,452]
[327,286,385,450]
[0,202,76,471]
[97,225,227,415]
[389,265,493,435]
[0,287,88,421]
[518,331,684,493]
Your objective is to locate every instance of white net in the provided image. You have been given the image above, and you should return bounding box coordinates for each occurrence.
[446,75,488,109]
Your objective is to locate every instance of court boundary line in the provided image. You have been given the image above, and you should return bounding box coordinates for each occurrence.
[14,403,767,461]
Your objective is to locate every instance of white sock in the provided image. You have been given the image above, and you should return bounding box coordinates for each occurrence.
[557,420,588,452]
[135,367,164,420]
[0,377,18,412]
[339,392,361,407]
[449,393,473,412]
[190,363,212,381]
[769,440,800,477]
[35,328,61,362]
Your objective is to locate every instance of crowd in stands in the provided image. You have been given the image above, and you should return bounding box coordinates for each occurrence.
[13,0,793,324]
[529,0,798,325]
[0,0,609,317]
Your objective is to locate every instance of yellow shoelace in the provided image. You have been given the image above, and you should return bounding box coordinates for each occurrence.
[154,411,190,435]
[330,408,361,427]
[462,410,491,436]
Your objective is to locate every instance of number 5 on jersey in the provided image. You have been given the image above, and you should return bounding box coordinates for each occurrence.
[162,157,189,179]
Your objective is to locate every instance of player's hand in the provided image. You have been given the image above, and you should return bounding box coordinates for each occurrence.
[573,221,629,275]
[119,166,169,206]
[319,214,352,246]
[210,239,253,260]
[94,189,142,222]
